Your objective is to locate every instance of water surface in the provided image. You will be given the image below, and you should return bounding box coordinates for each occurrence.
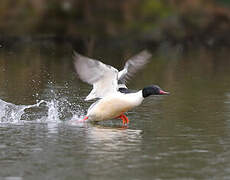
[0,42,230,180]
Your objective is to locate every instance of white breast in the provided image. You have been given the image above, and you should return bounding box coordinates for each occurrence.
[87,91,143,121]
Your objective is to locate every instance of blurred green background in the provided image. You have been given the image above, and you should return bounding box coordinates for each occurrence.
[0,0,230,48]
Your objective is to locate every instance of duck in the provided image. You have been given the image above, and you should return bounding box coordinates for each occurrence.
[73,50,169,125]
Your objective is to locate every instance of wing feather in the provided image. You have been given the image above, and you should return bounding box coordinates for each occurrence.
[73,52,118,101]
[118,50,152,84]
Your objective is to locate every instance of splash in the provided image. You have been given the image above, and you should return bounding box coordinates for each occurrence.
[0,91,85,124]
[0,99,45,123]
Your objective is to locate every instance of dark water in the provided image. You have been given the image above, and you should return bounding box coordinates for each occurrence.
[0,42,230,180]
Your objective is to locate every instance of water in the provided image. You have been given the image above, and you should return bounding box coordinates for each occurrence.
[1,42,230,180]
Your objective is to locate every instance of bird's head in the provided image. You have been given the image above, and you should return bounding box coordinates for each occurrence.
[142,85,169,98]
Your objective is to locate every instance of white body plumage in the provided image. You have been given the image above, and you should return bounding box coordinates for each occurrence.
[87,91,144,121]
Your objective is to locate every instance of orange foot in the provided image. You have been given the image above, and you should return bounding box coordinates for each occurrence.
[116,114,129,125]
[79,116,88,122]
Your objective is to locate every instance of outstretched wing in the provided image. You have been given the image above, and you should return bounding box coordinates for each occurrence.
[73,52,119,101]
[118,50,152,84]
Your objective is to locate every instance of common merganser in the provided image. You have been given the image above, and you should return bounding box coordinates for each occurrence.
[73,50,169,125]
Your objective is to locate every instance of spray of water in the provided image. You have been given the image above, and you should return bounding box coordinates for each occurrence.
[0,90,85,125]
[0,99,45,123]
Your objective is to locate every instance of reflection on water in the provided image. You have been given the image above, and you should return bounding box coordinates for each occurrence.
[84,126,143,176]
[1,42,230,179]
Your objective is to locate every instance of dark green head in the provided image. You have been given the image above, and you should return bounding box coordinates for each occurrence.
[142,85,169,98]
